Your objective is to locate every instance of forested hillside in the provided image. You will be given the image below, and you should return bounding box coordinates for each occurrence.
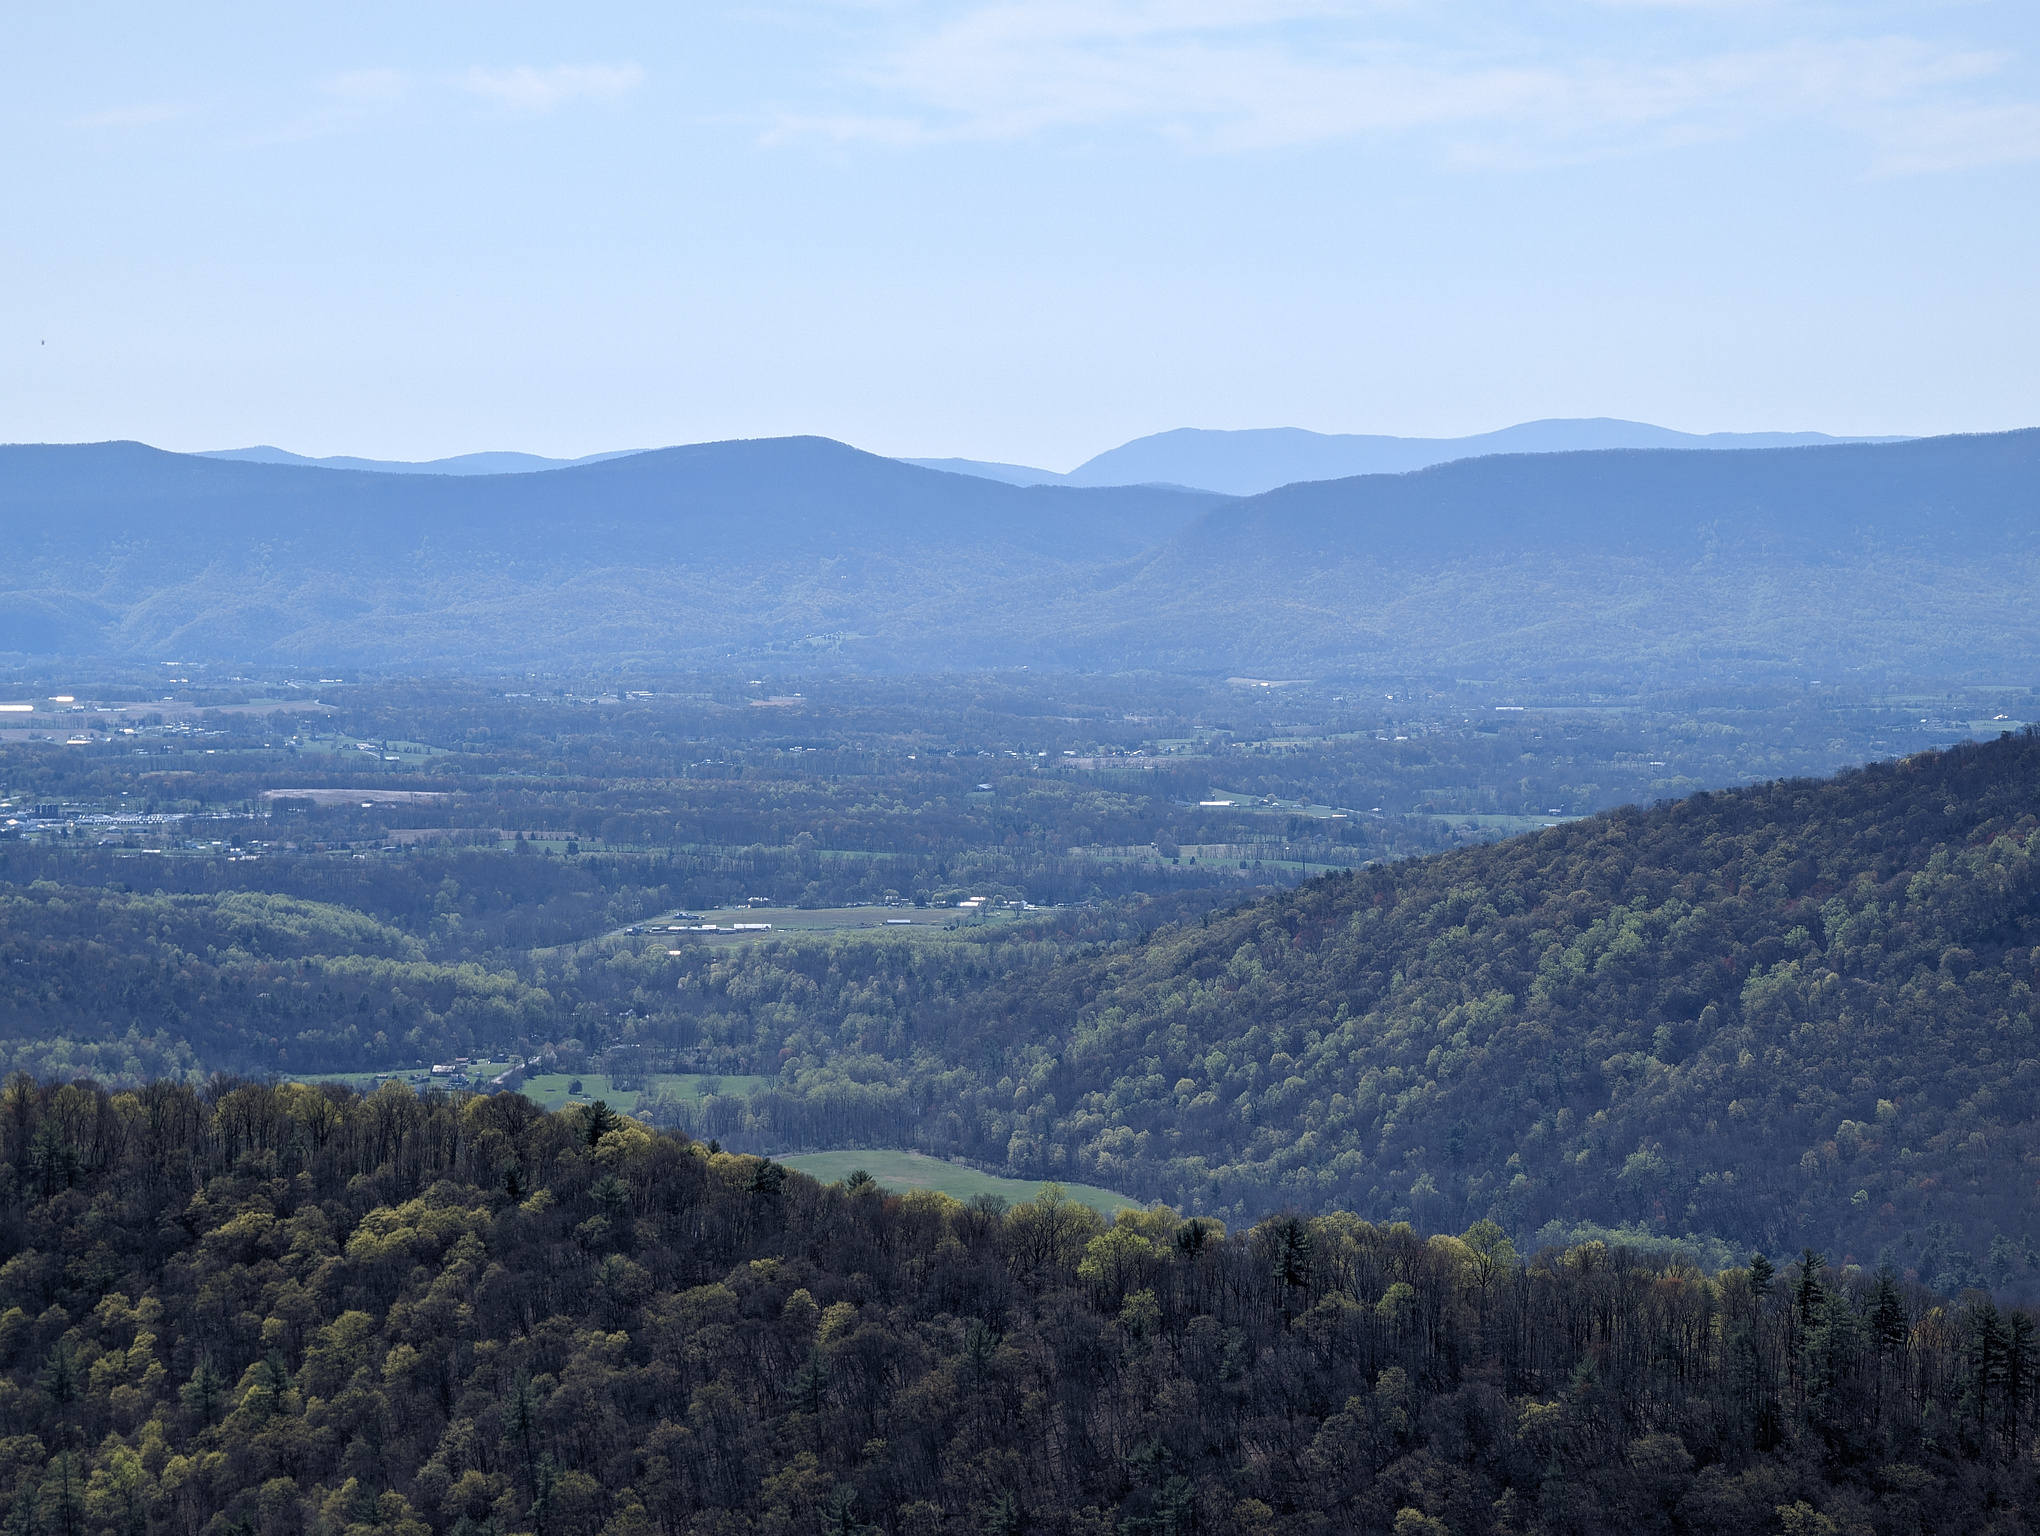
[713,730,2040,1294]
[1094,429,2040,679]
[1,1076,2035,1536]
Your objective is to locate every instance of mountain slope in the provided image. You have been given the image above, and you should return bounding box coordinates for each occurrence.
[895,455,1069,487]
[1061,418,1911,495]
[908,729,2039,1285]
[0,437,1228,665]
[1058,428,2040,680]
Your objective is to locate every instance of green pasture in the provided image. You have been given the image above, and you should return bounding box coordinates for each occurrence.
[621,905,1010,946]
[1419,812,1586,834]
[300,1065,771,1112]
[297,732,451,762]
[518,1071,770,1112]
[780,1149,1138,1215]
[1204,789,1353,819]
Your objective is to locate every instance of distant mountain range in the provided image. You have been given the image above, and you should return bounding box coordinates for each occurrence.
[903,418,1912,496]
[0,438,1224,667]
[1068,428,2037,682]
[197,445,647,475]
[197,417,1910,497]
[1,429,2032,681]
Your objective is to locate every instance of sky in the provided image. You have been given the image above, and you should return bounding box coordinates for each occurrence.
[3,2,2037,469]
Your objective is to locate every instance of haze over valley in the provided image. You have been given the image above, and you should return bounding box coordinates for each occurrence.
[7,1,2040,1529]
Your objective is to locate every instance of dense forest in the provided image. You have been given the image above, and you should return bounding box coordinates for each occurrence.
[3,1074,2038,1536]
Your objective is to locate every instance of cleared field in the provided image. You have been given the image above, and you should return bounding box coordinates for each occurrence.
[1418,812,1584,834]
[780,1149,1137,1214]
[1204,788,1354,820]
[620,905,1025,946]
[519,1071,769,1112]
[298,1066,769,1111]
[260,787,452,804]
[296,732,451,762]
[306,1057,521,1093]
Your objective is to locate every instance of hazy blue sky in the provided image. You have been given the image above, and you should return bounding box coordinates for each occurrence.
[4,2,2036,467]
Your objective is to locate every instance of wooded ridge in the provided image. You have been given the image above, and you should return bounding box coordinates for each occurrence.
[0,1076,2035,1535]
[694,729,2040,1296]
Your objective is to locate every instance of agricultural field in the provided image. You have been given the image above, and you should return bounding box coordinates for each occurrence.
[781,1148,1138,1215]
[297,1066,769,1113]
[518,1071,771,1112]
[306,1057,524,1094]
[621,904,1028,946]
[1417,811,1584,835]
[296,731,451,764]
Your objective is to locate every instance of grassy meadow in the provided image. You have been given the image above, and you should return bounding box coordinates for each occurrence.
[781,1148,1138,1214]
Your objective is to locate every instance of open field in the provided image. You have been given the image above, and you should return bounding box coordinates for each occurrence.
[620,904,1027,945]
[518,1071,771,1112]
[780,1149,1138,1214]
[296,1066,770,1112]
[1205,788,1356,819]
[305,1057,523,1093]
[1418,812,1585,834]
[260,787,453,804]
[296,732,452,763]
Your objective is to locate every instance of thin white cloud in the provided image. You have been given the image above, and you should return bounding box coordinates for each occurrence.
[1860,99,2040,174]
[777,1,2040,173]
[226,63,640,148]
[76,102,192,131]
[322,69,411,105]
[460,64,646,113]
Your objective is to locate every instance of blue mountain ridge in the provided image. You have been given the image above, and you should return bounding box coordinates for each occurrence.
[905,418,1912,496]
[197,446,649,476]
[0,428,2031,682]
[198,416,1910,497]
